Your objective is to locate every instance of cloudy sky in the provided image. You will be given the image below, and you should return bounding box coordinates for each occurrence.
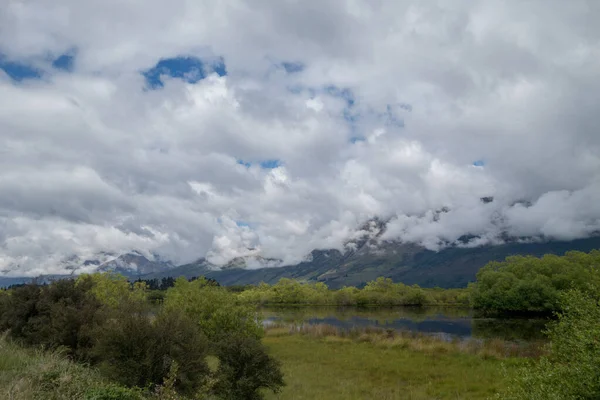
[1,0,600,275]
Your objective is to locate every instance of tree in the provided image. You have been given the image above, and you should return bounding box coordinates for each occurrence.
[471,250,600,313]
[163,277,263,342]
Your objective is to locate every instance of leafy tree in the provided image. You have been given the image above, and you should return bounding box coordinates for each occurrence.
[78,273,147,308]
[163,277,263,342]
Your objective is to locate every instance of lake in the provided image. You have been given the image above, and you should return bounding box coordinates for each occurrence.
[261,306,549,341]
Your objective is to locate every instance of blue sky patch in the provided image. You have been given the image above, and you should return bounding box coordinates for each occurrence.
[259,159,281,169]
[52,53,75,72]
[237,159,282,169]
[324,85,355,107]
[235,220,251,228]
[143,56,227,88]
[0,55,42,81]
[473,160,485,167]
[281,61,305,73]
[350,136,366,144]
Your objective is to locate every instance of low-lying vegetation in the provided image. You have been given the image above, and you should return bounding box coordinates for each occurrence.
[496,289,600,399]
[0,333,144,400]
[0,274,284,399]
[470,250,600,314]
[262,333,524,400]
[237,277,470,306]
[265,323,546,359]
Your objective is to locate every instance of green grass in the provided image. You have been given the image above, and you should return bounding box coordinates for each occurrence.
[0,335,143,400]
[1,332,524,400]
[263,334,523,400]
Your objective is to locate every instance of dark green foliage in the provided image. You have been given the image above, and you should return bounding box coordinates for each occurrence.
[92,301,210,393]
[135,276,218,291]
[0,278,103,358]
[214,333,285,400]
[0,283,41,339]
[0,274,285,399]
[499,290,600,399]
[471,250,600,313]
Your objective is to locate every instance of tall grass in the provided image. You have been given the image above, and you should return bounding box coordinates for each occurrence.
[265,323,546,359]
[0,334,143,400]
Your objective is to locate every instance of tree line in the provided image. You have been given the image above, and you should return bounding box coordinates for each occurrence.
[232,250,600,314]
[235,277,470,306]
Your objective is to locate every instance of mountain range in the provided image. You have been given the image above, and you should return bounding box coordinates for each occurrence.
[2,220,600,289]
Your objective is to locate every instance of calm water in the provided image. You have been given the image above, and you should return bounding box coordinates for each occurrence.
[261,306,549,341]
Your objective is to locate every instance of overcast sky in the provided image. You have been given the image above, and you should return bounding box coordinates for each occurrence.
[1,0,600,275]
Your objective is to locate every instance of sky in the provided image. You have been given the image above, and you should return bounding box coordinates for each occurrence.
[1,0,600,276]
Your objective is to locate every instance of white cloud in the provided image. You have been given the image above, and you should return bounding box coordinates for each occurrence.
[1,0,600,275]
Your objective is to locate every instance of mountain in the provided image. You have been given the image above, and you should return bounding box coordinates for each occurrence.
[3,219,600,289]
[0,252,175,288]
[196,236,600,288]
[96,251,175,277]
[140,220,600,289]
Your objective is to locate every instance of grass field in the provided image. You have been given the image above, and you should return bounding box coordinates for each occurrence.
[263,330,527,400]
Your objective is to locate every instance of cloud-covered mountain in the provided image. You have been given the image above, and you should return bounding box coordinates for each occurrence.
[1,1,600,276]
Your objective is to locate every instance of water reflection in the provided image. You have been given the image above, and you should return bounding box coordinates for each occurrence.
[261,306,549,341]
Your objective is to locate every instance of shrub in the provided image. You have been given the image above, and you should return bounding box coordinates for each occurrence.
[0,279,103,359]
[164,277,263,342]
[0,283,41,340]
[213,333,285,400]
[471,250,600,313]
[92,300,210,393]
[498,289,600,399]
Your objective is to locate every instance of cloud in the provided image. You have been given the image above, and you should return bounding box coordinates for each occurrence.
[0,0,599,275]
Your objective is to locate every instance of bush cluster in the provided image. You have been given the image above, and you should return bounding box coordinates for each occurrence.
[0,274,284,399]
[236,277,470,306]
[470,250,600,313]
[498,289,600,399]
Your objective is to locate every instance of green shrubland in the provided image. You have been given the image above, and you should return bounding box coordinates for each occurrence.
[0,274,284,399]
[497,289,600,399]
[470,250,600,313]
[236,277,470,306]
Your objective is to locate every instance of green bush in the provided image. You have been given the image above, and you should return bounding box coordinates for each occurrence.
[164,277,264,341]
[92,300,210,393]
[235,276,469,306]
[0,279,103,359]
[214,333,285,400]
[0,274,286,399]
[498,289,600,399]
[471,250,600,313]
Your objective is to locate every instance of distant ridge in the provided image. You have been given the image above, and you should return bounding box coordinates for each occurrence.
[140,236,600,289]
